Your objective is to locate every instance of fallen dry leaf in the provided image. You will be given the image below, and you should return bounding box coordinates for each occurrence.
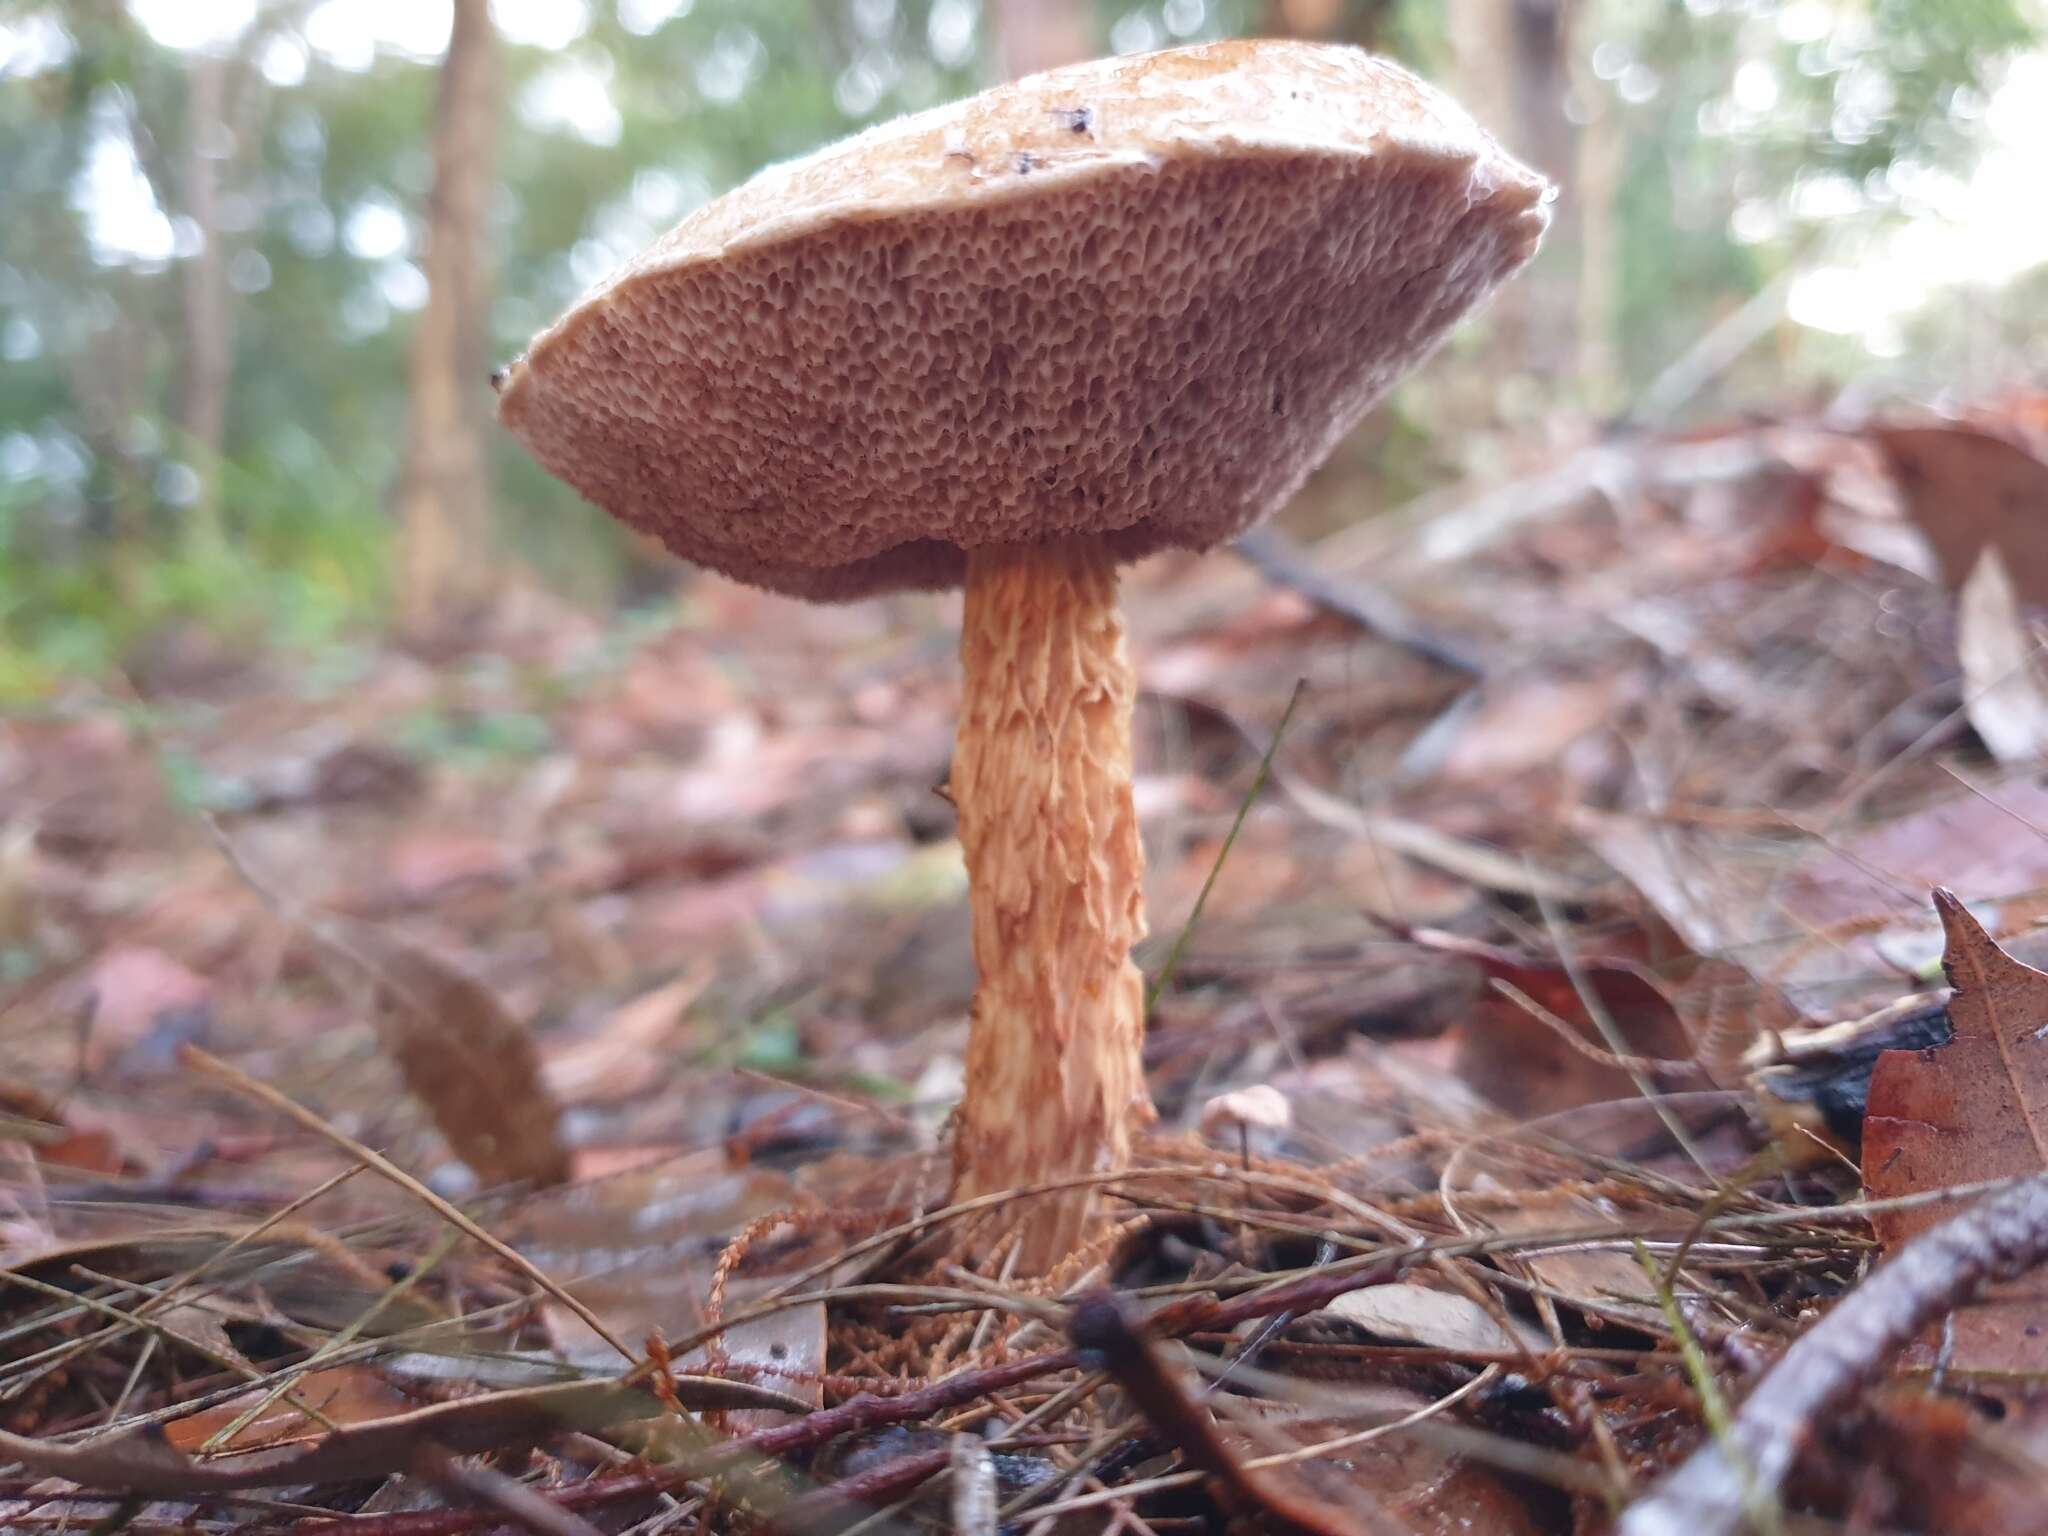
[1213,1407,1549,1536]
[1411,929,1695,1118]
[1956,547,2048,767]
[163,1364,414,1453]
[339,923,571,1189]
[1581,784,2048,1023]
[1879,423,2048,605]
[542,962,712,1103]
[0,1087,134,1179]
[1318,1282,1543,1355]
[1862,890,2048,1379]
[1434,672,1628,784]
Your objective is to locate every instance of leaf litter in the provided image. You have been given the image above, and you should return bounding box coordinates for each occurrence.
[9,401,2048,1531]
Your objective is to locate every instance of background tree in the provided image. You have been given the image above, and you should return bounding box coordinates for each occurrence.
[992,0,1095,75]
[0,0,2040,694]
[394,0,500,641]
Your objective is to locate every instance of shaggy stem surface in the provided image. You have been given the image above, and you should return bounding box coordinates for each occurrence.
[951,533,1154,1269]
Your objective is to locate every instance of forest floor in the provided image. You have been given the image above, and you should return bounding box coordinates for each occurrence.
[8,395,2048,1534]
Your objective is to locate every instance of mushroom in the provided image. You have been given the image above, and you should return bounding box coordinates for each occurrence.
[497,39,1549,1271]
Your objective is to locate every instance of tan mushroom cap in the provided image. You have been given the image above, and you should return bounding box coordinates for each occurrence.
[497,38,1551,600]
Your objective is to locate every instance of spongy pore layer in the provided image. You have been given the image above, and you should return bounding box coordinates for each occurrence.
[497,38,1550,600]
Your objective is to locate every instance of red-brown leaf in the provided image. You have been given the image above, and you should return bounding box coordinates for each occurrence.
[1878,424,2048,604]
[1862,890,2048,1377]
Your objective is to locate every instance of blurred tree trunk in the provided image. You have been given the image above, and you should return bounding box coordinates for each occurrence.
[179,49,230,553]
[989,0,1091,80]
[1448,0,1579,383]
[1261,0,1394,45]
[1571,36,1621,412]
[396,0,499,641]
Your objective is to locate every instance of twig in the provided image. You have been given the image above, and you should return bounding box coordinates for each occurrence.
[413,1444,606,1536]
[1148,678,1306,1010]
[1019,1367,1497,1522]
[1035,1236,1340,1509]
[1230,527,1485,676]
[1068,1292,1376,1536]
[1618,1172,2048,1536]
[766,1445,949,1534]
[1628,271,1791,428]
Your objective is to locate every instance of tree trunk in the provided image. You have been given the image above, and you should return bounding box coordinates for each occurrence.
[1266,0,1399,44]
[1570,30,1621,412]
[396,0,499,641]
[1508,0,1575,378]
[988,0,1092,81]
[178,49,231,552]
[1447,0,1578,381]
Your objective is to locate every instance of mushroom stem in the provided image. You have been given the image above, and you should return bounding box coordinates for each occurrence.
[951,533,1155,1269]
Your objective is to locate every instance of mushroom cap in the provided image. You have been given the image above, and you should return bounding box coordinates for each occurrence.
[498,39,1550,600]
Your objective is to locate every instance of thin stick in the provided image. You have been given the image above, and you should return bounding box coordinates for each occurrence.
[1020,1366,1497,1521]
[178,1045,634,1365]
[1148,678,1306,1010]
[1531,879,1720,1180]
[1620,1172,2048,1536]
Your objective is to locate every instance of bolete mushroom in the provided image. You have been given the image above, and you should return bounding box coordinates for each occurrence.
[497,39,1548,1271]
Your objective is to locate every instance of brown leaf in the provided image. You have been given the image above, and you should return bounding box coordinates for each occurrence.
[1880,423,2048,604]
[162,1365,414,1453]
[1848,1389,2046,1535]
[1319,1283,1543,1355]
[1215,1416,1549,1536]
[1412,929,1695,1117]
[0,1087,134,1179]
[1863,891,2048,1379]
[542,963,711,1103]
[341,924,571,1189]
[510,1154,814,1372]
[1435,673,1629,784]
[1584,786,2048,1023]
[1956,548,2048,766]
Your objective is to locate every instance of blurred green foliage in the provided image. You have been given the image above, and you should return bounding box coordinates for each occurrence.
[0,0,2040,699]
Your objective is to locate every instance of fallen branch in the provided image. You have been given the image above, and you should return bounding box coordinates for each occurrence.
[1617,1171,2048,1536]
